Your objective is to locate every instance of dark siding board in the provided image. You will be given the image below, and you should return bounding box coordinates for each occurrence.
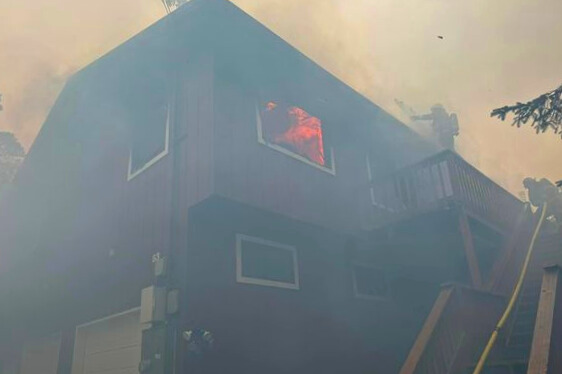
[182,54,215,207]
[212,78,368,233]
[1,53,218,346]
[185,203,429,374]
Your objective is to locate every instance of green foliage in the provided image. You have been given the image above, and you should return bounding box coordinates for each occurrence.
[491,84,562,137]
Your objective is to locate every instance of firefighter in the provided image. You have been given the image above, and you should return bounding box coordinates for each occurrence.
[523,177,562,229]
[411,104,459,151]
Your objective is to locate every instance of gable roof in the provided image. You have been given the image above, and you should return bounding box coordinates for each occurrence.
[70,0,433,156]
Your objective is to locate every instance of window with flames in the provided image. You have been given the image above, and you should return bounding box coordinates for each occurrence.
[258,101,334,171]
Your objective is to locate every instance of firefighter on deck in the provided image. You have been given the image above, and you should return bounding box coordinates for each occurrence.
[411,104,459,151]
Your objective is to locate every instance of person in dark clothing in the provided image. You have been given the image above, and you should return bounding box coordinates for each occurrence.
[411,104,459,151]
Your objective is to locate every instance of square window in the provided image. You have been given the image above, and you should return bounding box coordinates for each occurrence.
[236,234,299,290]
[352,263,388,299]
[257,101,335,174]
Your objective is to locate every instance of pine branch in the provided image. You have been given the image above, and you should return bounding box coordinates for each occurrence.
[491,84,562,137]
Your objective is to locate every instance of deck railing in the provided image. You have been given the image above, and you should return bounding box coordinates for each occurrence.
[370,150,523,231]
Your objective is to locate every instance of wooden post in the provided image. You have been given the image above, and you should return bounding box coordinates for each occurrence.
[458,209,482,289]
[399,284,455,374]
[486,204,530,293]
[527,265,562,374]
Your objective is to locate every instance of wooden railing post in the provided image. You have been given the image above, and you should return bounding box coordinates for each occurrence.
[399,284,456,374]
[527,264,562,374]
[370,150,523,233]
[399,284,505,374]
[458,208,482,289]
[486,204,531,294]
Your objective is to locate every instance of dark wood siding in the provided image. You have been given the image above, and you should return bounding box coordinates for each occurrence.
[185,200,431,374]
[212,76,371,233]
[0,51,216,347]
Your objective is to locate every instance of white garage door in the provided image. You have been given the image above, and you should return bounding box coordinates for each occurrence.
[20,334,61,374]
[72,309,141,374]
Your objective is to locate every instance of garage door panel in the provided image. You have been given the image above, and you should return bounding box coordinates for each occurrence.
[83,344,140,374]
[73,309,141,374]
[85,368,138,374]
[85,328,141,355]
[85,315,141,354]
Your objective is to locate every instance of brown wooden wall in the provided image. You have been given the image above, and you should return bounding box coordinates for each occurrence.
[0,20,437,373]
[212,74,374,233]
[0,51,216,349]
[184,199,432,374]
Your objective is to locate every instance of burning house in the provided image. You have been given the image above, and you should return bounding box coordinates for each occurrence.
[1,1,561,374]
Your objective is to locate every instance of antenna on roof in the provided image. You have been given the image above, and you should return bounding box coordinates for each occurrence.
[160,0,189,14]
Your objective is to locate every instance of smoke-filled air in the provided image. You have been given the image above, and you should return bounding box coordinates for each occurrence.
[3,1,562,374]
[1,0,561,193]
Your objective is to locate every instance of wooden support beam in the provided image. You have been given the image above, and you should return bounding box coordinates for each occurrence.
[527,265,562,374]
[458,209,482,289]
[486,204,530,293]
[399,285,455,374]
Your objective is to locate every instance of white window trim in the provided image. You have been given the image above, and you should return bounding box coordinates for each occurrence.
[367,153,391,210]
[366,153,377,206]
[236,233,300,290]
[71,307,141,374]
[127,105,171,181]
[256,105,336,175]
[351,262,388,301]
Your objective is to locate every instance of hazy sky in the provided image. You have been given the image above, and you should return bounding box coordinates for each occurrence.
[0,0,560,193]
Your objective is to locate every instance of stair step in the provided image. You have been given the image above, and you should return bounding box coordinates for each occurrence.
[515,308,538,318]
[507,335,533,348]
[512,319,536,329]
[513,310,537,319]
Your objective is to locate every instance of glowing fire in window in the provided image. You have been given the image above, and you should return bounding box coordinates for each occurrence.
[261,101,325,166]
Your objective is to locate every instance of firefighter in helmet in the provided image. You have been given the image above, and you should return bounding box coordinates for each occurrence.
[411,104,459,151]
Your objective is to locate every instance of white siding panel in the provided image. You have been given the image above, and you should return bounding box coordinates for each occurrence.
[73,309,141,374]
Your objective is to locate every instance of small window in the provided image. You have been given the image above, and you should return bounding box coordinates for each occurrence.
[127,103,170,181]
[352,263,388,299]
[236,234,299,290]
[257,101,335,174]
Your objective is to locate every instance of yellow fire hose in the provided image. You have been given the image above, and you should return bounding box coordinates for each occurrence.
[472,202,548,374]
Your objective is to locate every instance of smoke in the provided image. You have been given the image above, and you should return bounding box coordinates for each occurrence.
[234,0,562,194]
[1,0,560,193]
[0,0,164,149]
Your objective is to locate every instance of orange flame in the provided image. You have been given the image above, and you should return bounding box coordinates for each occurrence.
[263,102,325,166]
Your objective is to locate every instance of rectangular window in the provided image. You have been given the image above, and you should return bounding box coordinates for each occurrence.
[236,234,299,290]
[352,263,388,299]
[257,101,335,174]
[127,103,170,181]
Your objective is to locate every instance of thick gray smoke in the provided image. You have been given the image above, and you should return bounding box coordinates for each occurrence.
[1,0,561,193]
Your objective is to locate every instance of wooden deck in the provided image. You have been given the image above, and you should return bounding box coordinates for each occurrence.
[370,150,524,233]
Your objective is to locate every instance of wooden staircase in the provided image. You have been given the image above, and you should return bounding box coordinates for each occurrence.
[482,230,562,372]
[399,213,562,374]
